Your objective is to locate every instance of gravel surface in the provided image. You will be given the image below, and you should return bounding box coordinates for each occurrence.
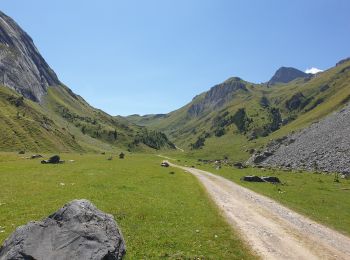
[249,105,350,175]
[170,162,350,260]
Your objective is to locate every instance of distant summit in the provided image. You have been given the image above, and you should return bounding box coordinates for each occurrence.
[268,67,308,85]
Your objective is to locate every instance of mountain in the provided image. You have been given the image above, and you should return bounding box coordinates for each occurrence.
[128,59,350,161]
[0,10,174,152]
[268,67,309,85]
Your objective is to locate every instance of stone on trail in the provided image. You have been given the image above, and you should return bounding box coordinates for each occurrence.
[0,199,126,260]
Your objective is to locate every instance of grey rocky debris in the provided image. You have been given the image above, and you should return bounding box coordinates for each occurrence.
[0,199,126,260]
[247,104,350,175]
[0,11,60,102]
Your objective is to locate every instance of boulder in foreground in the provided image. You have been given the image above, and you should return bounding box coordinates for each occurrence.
[0,199,126,260]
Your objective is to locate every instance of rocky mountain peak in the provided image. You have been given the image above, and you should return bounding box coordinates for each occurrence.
[336,57,350,66]
[188,77,248,116]
[268,67,308,85]
[0,10,60,102]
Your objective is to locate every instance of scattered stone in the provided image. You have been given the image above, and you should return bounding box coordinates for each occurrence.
[41,155,63,164]
[261,176,281,183]
[161,161,169,167]
[30,154,42,159]
[233,162,244,169]
[242,176,264,182]
[0,199,126,260]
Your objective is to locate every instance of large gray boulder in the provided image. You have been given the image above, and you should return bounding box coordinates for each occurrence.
[0,199,126,260]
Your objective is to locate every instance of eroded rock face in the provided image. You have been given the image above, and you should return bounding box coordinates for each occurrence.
[0,199,126,260]
[0,11,60,102]
[188,77,248,116]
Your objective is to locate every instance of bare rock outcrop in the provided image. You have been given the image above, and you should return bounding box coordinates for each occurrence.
[0,10,60,102]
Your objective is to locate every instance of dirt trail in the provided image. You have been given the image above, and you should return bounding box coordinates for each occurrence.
[169,162,350,260]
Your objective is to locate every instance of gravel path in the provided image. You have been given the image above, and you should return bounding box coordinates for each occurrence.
[169,162,350,259]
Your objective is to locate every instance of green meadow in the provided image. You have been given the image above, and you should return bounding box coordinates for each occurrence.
[0,152,256,259]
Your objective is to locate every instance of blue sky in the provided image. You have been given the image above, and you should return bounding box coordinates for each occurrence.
[1,0,349,115]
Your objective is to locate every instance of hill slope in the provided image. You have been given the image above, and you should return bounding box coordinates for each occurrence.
[0,10,173,152]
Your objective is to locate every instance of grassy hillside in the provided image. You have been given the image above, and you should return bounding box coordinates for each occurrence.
[0,85,175,153]
[0,152,256,259]
[130,59,350,161]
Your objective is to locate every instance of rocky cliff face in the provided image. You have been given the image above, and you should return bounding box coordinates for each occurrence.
[0,11,60,102]
[188,77,248,116]
[268,67,308,85]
